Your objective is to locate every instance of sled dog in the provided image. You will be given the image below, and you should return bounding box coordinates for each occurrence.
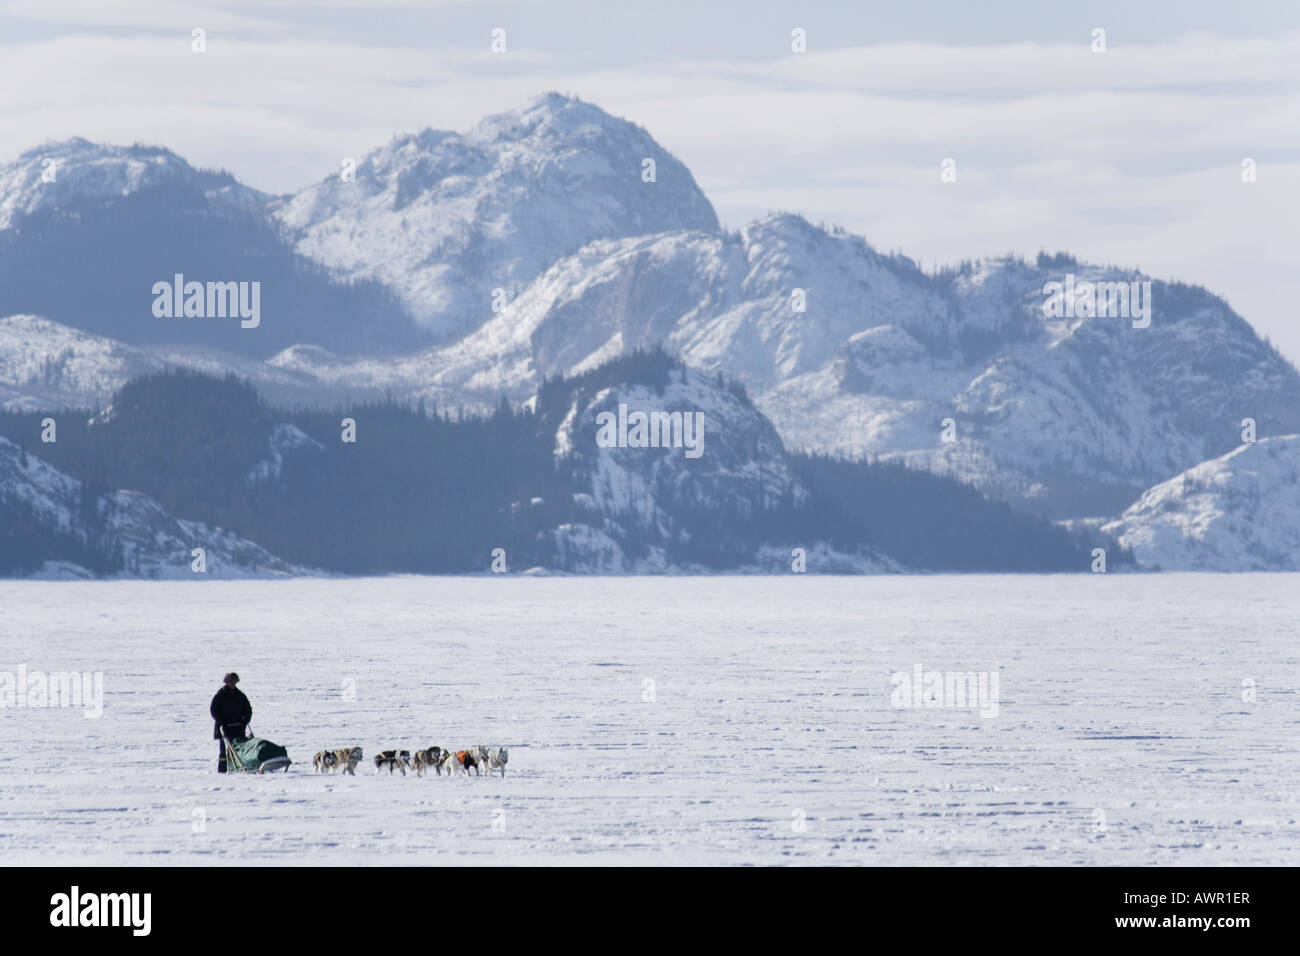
[374,750,411,775]
[475,746,509,777]
[412,746,447,777]
[314,747,363,774]
[452,749,480,776]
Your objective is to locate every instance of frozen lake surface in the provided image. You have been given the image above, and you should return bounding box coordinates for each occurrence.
[0,574,1297,865]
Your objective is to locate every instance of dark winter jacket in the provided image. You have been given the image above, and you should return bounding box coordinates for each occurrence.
[210,685,252,740]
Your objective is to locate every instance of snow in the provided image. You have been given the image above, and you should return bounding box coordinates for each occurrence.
[244,423,324,487]
[0,315,167,410]
[544,366,870,571]
[0,138,265,231]
[0,316,356,412]
[0,436,310,579]
[0,574,1295,865]
[4,98,1299,538]
[273,93,719,337]
[260,216,1300,513]
[1102,435,1300,571]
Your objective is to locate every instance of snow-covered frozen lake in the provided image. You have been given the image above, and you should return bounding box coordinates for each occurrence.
[0,574,1296,865]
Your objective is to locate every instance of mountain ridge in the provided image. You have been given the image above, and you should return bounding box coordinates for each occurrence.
[271,92,721,339]
[1,93,1297,569]
[0,357,1111,577]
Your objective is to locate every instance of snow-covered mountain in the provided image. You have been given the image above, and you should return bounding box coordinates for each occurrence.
[535,361,898,574]
[267,213,1300,517]
[1097,436,1300,571]
[0,137,265,231]
[8,213,1297,528]
[0,315,377,411]
[272,93,719,339]
[2,94,1298,563]
[5,348,1099,576]
[0,435,308,579]
[0,315,166,410]
[0,141,423,357]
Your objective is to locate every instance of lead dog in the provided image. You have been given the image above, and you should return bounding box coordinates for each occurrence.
[373,750,411,775]
[313,747,363,775]
[411,746,447,777]
[475,746,509,777]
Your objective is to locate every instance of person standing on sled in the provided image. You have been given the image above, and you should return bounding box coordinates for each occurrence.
[211,672,252,773]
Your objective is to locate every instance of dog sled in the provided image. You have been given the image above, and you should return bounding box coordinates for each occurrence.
[221,726,292,773]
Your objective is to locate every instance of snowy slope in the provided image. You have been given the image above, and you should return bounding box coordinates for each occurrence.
[14,205,1284,527]
[0,141,424,357]
[0,435,308,579]
[269,214,1300,520]
[0,315,365,411]
[540,363,898,573]
[267,214,1300,518]
[0,137,265,230]
[3,97,1298,531]
[272,93,719,337]
[1099,436,1300,571]
[6,214,1297,530]
[0,315,167,409]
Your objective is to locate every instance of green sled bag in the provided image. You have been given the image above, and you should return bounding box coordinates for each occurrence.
[225,736,291,773]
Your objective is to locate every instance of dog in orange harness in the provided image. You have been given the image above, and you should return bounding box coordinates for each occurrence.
[451,749,480,776]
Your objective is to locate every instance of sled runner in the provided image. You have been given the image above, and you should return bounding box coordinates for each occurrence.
[221,726,292,773]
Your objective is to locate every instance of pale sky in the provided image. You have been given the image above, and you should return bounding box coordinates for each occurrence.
[3,0,1298,361]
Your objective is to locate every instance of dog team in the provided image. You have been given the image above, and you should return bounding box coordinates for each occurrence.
[312,745,508,777]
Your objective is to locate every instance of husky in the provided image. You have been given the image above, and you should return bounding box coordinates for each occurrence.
[314,747,363,775]
[475,746,509,777]
[373,750,411,775]
[452,749,480,776]
[411,746,447,777]
[334,746,363,775]
[313,750,337,774]
[318,749,369,775]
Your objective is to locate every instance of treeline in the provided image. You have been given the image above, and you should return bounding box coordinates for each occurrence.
[793,452,1131,572]
[0,495,124,577]
[0,369,578,574]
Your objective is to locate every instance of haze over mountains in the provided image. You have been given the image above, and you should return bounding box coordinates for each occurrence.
[1,93,1297,573]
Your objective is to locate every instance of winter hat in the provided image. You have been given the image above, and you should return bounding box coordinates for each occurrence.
[223,672,240,686]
